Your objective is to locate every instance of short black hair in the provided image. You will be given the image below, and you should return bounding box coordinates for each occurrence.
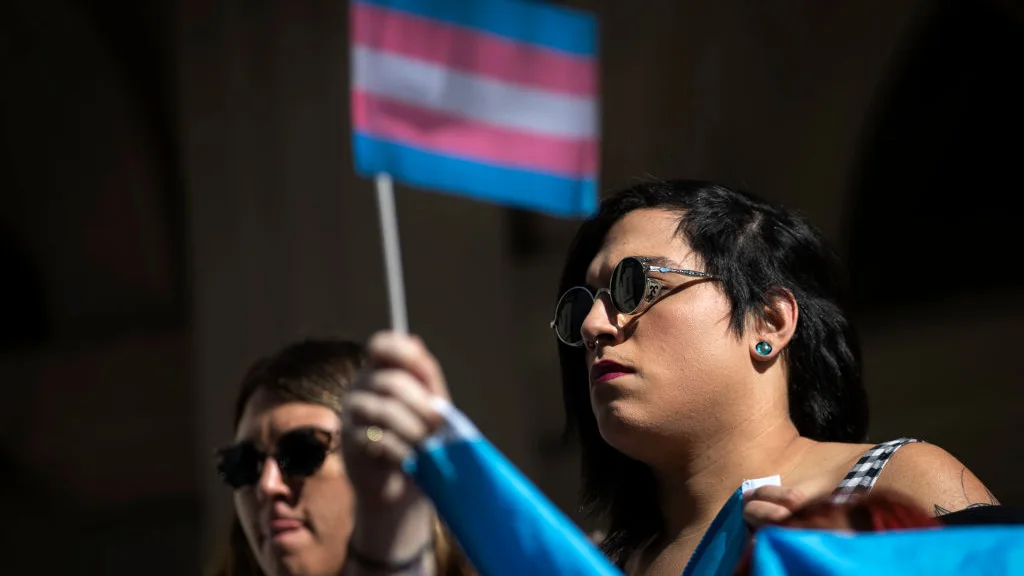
[556,179,868,563]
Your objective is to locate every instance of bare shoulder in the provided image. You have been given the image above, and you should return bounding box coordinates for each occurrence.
[874,442,998,516]
[790,441,877,496]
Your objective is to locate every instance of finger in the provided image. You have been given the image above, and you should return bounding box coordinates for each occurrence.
[367,332,450,398]
[747,486,806,509]
[344,425,414,467]
[366,369,444,430]
[344,390,430,445]
[743,501,795,527]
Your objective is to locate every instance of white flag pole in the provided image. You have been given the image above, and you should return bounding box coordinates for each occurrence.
[374,172,408,333]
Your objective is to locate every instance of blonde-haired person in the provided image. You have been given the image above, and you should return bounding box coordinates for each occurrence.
[208,337,472,576]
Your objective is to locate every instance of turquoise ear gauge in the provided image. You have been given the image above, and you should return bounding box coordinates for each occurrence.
[755,341,773,356]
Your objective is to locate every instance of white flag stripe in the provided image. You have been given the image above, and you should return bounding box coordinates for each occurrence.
[352,45,598,140]
[419,396,481,453]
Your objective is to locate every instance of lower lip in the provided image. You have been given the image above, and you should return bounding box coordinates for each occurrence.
[593,371,632,384]
[268,521,305,543]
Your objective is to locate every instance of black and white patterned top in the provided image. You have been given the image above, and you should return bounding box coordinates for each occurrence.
[831,437,922,503]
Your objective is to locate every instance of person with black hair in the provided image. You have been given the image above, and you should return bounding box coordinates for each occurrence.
[352,180,996,576]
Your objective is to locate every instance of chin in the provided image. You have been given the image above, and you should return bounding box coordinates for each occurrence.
[262,551,311,576]
[593,399,654,459]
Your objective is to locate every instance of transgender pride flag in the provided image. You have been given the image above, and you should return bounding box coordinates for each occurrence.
[350,0,600,218]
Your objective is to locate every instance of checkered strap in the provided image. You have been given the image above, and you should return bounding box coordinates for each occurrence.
[831,437,921,503]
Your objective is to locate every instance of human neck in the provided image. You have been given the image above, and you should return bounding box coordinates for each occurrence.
[652,414,808,540]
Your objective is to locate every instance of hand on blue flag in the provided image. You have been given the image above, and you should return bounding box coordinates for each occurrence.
[405,398,623,576]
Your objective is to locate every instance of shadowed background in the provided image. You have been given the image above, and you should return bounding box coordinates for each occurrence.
[0,0,1020,572]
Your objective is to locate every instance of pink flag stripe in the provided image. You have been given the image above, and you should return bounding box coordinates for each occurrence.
[353,2,597,98]
[353,90,598,178]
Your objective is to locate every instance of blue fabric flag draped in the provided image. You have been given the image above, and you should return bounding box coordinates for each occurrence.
[403,399,760,576]
[749,525,1024,576]
[682,488,750,576]
[404,399,622,576]
[402,399,1024,575]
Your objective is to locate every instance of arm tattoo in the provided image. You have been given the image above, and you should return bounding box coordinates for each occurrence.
[934,467,996,515]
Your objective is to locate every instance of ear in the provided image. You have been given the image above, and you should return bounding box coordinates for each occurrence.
[749,289,798,361]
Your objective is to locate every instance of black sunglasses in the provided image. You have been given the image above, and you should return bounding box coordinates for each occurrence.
[550,256,716,347]
[215,427,339,489]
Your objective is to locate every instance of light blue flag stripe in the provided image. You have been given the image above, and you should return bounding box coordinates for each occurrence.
[354,0,598,56]
[751,525,1024,576]
[404,400,623,576]
[353,132,598,218]
[683,488,750,576]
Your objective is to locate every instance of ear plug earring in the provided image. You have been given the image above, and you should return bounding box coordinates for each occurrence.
[755,341,773,356]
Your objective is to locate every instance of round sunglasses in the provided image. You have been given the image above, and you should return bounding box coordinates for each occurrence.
[549,256,716,347]
[215,427,339,489]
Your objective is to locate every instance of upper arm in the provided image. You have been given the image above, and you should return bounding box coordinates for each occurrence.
[874,442,998,517]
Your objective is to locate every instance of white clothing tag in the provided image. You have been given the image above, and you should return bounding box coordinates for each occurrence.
[741,475,781,495]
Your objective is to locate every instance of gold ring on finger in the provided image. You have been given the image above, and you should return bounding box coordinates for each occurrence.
[365,425,384,443]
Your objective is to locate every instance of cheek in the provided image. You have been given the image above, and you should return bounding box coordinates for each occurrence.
[303,457,355,541]
[638,295,743,398]
[640,298,722,368]
[234,490,256,521]
[233,491,261,547]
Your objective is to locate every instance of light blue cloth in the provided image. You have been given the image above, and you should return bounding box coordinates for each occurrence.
[404,400,756,576]
[682,488,751,576]
[405,401,622,576]
[750,525,1024,576]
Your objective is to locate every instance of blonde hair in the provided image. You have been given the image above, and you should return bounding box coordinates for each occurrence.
[206,337,475,576]
[206,518,262,576]
[207,337,364,576]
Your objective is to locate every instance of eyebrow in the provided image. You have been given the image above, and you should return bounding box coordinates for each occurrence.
[637,255,682,268]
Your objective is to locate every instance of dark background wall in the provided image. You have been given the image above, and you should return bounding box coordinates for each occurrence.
[1,0,1020,572]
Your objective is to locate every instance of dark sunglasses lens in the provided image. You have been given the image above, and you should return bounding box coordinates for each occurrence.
[610,257,647,313]
[217,443,261,489]
[277,429,329,477]
[554,287,594,345]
